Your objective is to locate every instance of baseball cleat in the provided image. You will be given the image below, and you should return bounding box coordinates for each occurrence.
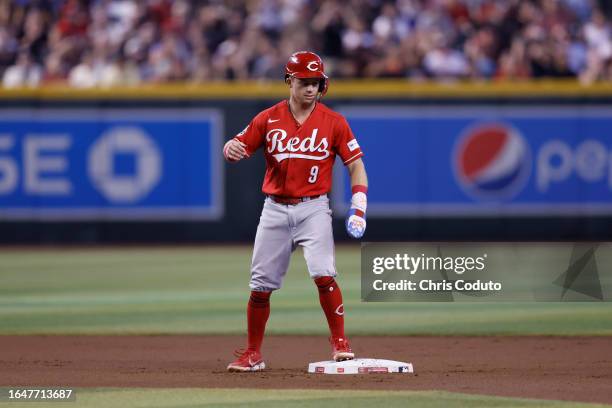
[330,337,355,361]
[227,349,266,372]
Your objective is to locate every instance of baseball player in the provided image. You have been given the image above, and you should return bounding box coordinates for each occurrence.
[223,51,368,372]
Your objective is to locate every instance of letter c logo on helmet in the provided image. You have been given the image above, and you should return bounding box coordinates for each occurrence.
[284,51,329,96]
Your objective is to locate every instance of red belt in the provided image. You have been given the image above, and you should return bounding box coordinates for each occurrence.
[268,195,323,205]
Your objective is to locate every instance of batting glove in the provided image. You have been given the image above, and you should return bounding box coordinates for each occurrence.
[346,185,367,239]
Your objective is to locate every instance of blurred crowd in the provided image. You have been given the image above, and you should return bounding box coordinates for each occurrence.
[1,0,611,88]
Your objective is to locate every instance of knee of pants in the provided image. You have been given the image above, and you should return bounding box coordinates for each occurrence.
[307,260,337,278]
[249,274,283,291]
[310,270,337,281]
[304,249,335,278]
[250,284,280,292]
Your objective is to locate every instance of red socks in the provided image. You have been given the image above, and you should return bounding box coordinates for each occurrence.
[246,279,344,352]
[247,291,271,352]
[314,276,345,339]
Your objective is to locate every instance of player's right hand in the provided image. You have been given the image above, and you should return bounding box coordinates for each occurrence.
[345,186,368,239]
[223,139,249,162]
[346,209,366,239]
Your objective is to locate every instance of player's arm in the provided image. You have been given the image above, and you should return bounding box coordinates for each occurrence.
[223,114,266,162]
[347,158,367,189]
[334,113,367,239]
[346,158,368,239]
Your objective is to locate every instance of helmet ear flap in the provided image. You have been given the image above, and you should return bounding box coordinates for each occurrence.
[319,78,329,96]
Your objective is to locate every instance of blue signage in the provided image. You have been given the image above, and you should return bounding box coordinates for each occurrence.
[0,109,223,220]
[333,106,612,216]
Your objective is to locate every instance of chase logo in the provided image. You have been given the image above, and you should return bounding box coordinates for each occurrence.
[454,123,531,200]
[0,108,223,220]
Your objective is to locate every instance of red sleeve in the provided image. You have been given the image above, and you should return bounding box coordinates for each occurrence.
[234,112,267,156]
[334,115,364,165]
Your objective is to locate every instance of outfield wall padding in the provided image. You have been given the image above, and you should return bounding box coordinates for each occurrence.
[0,81,611,243]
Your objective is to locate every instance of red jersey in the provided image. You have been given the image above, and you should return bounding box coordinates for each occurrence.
[234,100,364,197]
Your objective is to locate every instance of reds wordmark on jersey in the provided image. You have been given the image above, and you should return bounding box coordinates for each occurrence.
[234,101,364,197]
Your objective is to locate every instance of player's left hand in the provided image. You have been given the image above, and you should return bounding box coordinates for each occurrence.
[345,186,367,239]
[345,209,366,239]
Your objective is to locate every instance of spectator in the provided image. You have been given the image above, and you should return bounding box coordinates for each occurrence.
[0,26,18,72]
[496,38,531,80]
[19,7,49,63]
[56,0,89,39]
[0,0,610,86]
[342,15,375,53]
[312,1,345,58]
[68,50,96,87]
[3,50,42,87]
[41,52,66,84]
[424,36,470,79]
[372,3,410,43]
[99,55,141,87]
[583,8,611,61]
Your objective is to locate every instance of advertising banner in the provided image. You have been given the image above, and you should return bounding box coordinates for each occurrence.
[0,109,223,220]
[334,106,612,216]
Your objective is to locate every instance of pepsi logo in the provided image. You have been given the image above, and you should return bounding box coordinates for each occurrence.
[454,123,531,200]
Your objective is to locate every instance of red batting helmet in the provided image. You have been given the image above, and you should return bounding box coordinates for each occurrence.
[284,51,329,96]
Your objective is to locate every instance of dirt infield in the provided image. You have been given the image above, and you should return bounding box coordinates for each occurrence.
[1,335,611,404]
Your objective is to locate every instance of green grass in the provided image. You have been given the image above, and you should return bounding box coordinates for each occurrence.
[1,246,611,335]
[2,389,608,408]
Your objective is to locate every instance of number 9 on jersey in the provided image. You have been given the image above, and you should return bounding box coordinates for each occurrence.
[308,166,319,183]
